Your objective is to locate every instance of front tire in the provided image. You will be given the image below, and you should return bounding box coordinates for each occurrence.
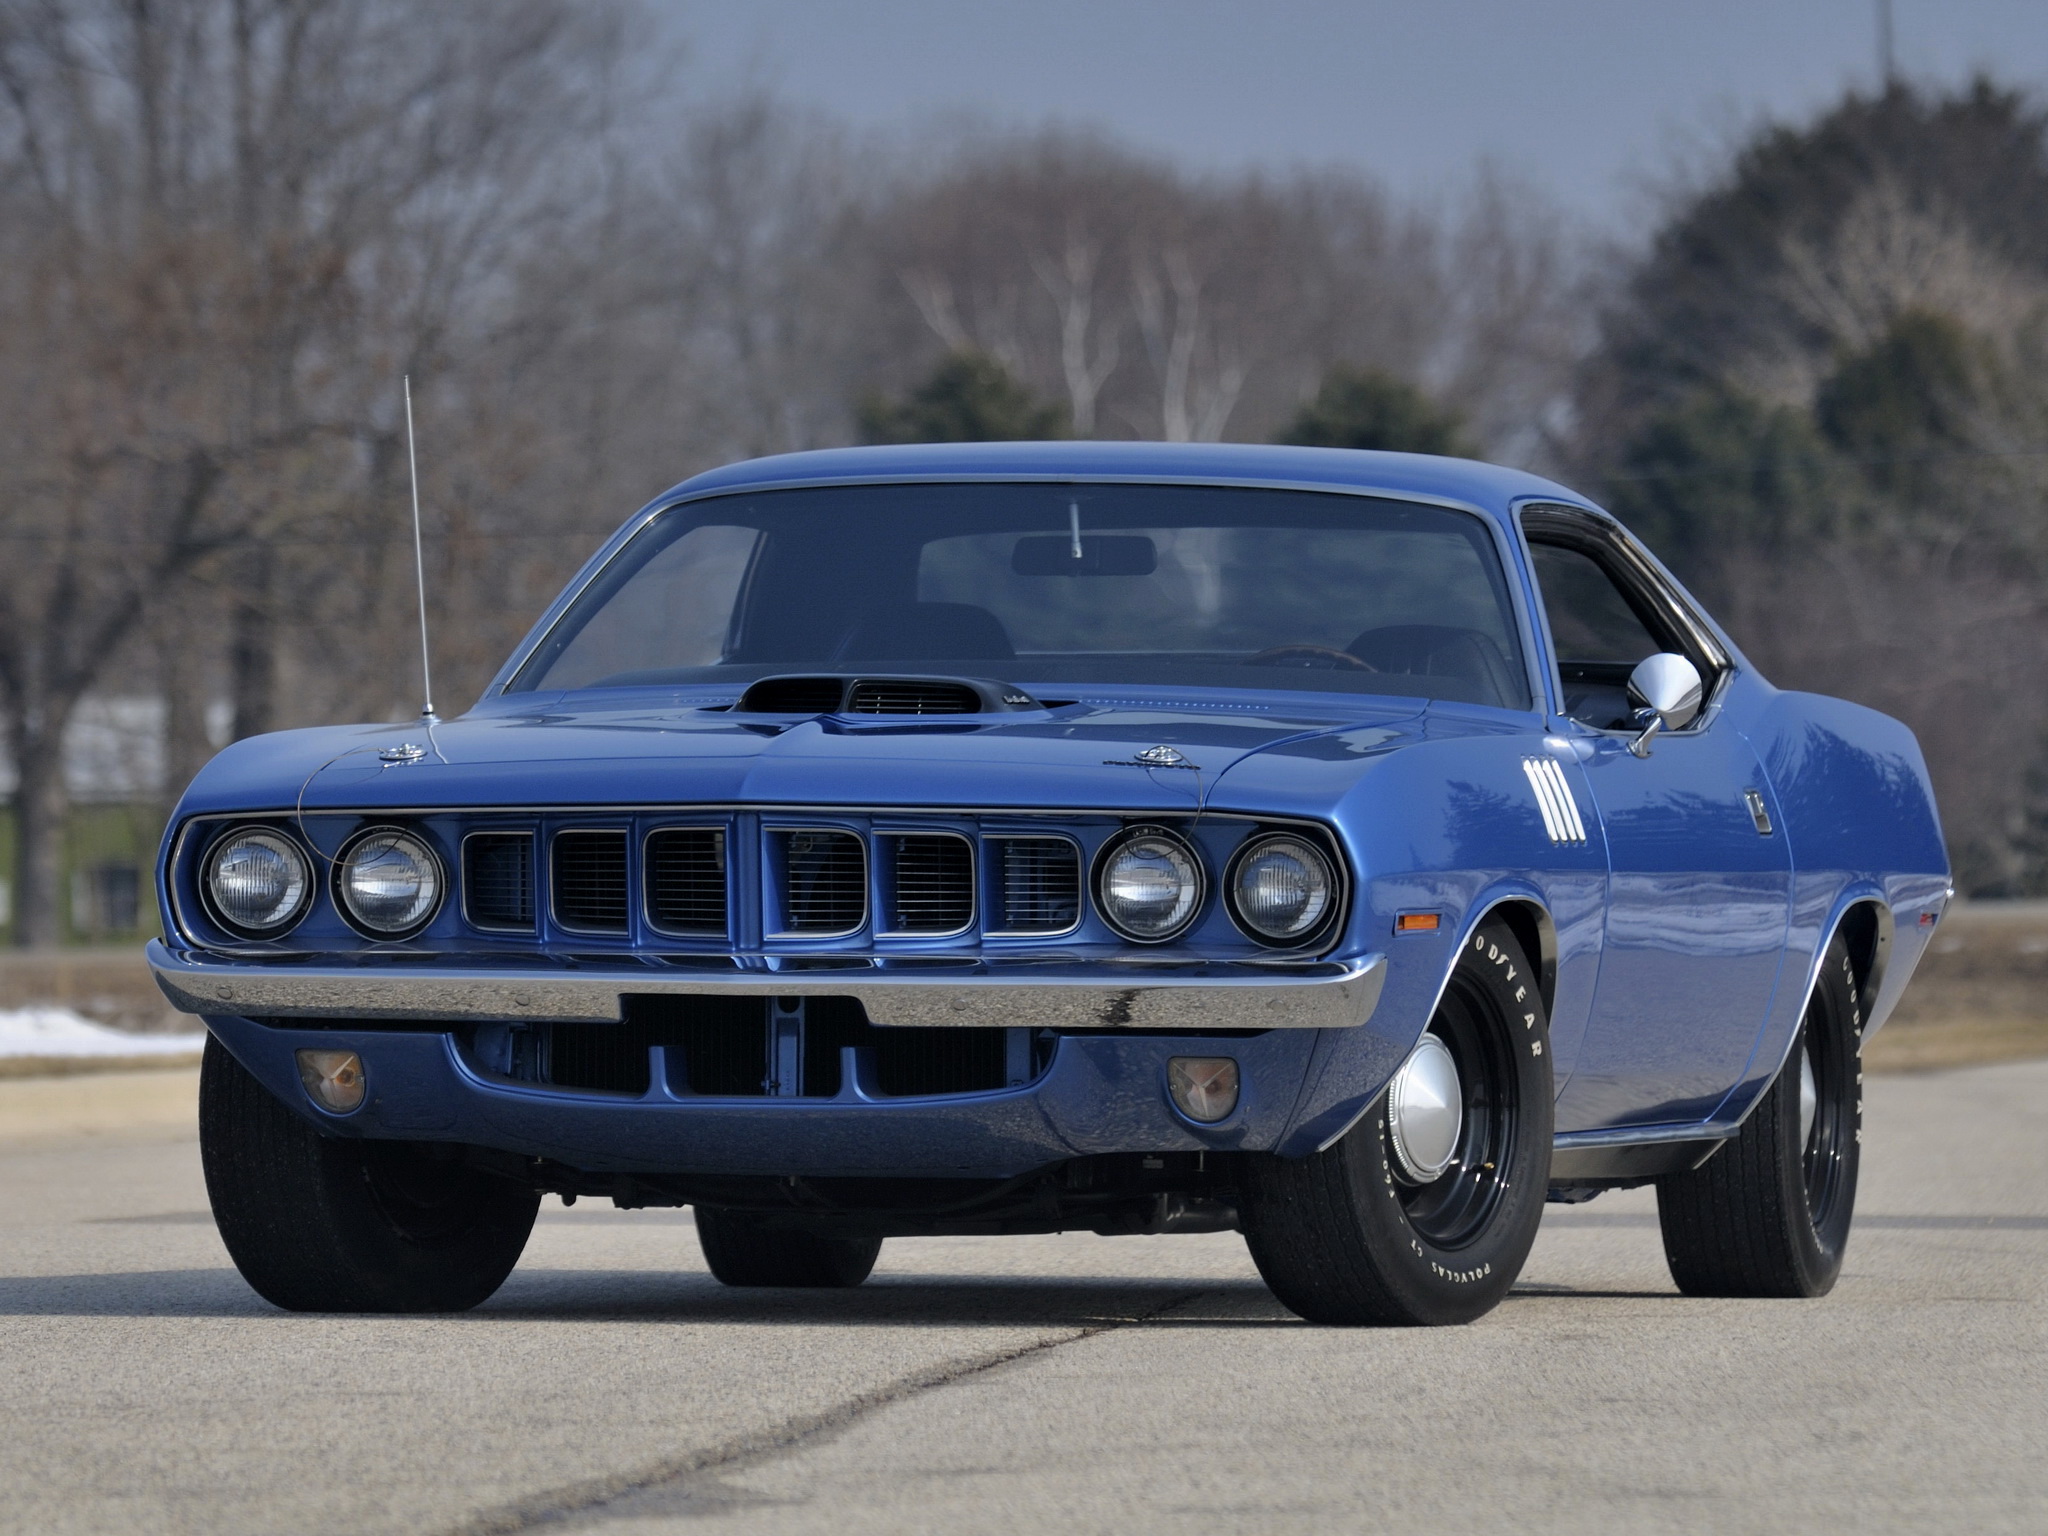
[199,1036,539,1312]
[1240,919,1554,1325]
[694,1207,882,1287]
[1656,934,1862,1297]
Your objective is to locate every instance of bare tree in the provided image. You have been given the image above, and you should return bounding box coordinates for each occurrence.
[0,0,624,942]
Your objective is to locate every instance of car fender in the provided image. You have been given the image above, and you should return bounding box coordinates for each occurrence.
[1276,881,1559,1158]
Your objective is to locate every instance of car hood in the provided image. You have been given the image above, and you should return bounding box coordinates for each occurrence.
[176,696,1438,818]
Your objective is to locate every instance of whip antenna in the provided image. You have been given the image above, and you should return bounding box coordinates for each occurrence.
[403,375,437,721]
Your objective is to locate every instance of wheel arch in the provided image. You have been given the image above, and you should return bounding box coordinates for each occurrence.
[1834,898,1894,1025]
[1728,889,1892,1130]
[1485,897,1558,1020]
[1310,888,1557,1154]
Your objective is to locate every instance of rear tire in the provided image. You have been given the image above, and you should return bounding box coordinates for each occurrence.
[199,1036,539,1312]
[694,1207,882,1287]
[1240,919,1554,1325]
[1656,934,1862,1297]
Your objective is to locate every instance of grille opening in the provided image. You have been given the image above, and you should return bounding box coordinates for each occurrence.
[889,835,974,932]
[780,830,866,933]
[546,997,770,1096]
[738,676,847,714]
[846,679,981,715]
[553,830,629,933]
[801,998,1017,1097]
[515,998,1029,1099]
[646,828,727,934]
[997,838,1082,932]
[464,832,535,931]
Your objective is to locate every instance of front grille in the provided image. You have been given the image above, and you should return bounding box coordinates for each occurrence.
[547,997,768,1096]
[889,835,973,932]
[464,832,534,931]
[646,828,726,935]
[996,838,1082,932]
[781,830,866,933]
[535,997,1025,1099]
[846,679,980,714]
[738,676,846,713]
[553,830,629,933]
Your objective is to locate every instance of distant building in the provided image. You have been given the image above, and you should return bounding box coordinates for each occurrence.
[0,695,226,945]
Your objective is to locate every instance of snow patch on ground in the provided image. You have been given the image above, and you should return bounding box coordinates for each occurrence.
[0,1008,206,1058]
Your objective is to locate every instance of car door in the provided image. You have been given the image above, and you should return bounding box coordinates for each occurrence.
[1523,511,1791,1132]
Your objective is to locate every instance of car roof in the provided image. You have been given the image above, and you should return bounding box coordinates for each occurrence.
[663,442,1601,529]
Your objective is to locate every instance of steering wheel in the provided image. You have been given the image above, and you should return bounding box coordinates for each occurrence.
[1245,644,1379,672]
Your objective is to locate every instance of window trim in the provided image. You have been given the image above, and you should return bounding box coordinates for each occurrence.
[1517,502,1732,732]
[508,480,1544,713]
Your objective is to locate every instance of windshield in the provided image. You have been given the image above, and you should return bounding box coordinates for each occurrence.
[508,483,1530,708]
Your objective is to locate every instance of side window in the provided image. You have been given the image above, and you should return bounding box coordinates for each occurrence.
[1527,541,1667,730]
[1528,544,1660,666]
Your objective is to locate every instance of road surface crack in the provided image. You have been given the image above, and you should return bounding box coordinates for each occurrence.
[439,1289,1209,1534]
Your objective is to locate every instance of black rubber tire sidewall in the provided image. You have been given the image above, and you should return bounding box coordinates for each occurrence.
[694,1207,883,1288]
[200,1035,539,1313]
[1242,919,1554,1325]
[1656,934,1863,1298]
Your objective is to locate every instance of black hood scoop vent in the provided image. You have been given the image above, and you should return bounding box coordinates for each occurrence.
[847,679,980,715]
[734,675,1042,717]
[737,676,849,715]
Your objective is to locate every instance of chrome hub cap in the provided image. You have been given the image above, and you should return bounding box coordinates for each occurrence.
[1799,1048,1818,1152]
[1388,1032,1463,1184]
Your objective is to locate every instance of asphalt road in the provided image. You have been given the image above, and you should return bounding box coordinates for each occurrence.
[2,1059,2043,1536]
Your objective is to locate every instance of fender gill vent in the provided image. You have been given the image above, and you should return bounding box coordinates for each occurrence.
[889,835,974,932]
[995,838,1082,932]
[464,832,534,931]
[738,676,847,714]
[553,830,629,932]
[646,828,727,934]
[781,830,866,933]
[1522,757,1588,846]
[846,679,982,714]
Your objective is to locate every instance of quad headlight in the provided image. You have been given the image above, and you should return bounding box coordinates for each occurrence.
[335,826,444,937]
[1227,834,1338,946]
[203,827,312,937]
[1095,826,1205,943]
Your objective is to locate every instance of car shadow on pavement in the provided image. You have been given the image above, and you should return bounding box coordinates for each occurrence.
[0,1266,1291,1325]
[0,1269,275,1318]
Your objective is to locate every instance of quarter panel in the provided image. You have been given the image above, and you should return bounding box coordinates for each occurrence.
[1715,689,1951,1123]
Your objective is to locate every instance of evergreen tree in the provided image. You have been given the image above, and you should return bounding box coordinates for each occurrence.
[1276,367,1477,457]
[857,352,1067,444]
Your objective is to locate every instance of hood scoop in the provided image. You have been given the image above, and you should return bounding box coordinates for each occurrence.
[735,674,1042,717]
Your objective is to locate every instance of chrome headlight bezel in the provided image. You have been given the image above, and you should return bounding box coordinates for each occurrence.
[1224,831,1344,950]
[199,824,315,940]
[332,824,446,939]
[1092,824,1207,944]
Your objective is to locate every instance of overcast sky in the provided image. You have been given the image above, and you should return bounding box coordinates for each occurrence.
[663,0,2048,231]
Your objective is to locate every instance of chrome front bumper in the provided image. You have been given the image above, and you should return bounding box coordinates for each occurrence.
[145,940,1385,1032]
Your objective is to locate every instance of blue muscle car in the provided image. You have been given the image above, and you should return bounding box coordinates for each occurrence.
[152,443,1950,1325]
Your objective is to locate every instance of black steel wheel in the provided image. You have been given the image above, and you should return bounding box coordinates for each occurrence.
[200,1036,538,1313]
[1239,918,1554,1325]
[694,1207,882,1288]
[1657,934,1863,1297]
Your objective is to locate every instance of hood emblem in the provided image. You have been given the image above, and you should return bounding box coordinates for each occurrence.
[379,743,428,765]
[1104,743,1201,771]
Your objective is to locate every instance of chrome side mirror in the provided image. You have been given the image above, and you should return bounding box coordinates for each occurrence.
[1626,652,1704,757]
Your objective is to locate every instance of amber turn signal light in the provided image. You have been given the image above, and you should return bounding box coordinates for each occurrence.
[1394,912,1441,934]
[296,1049,366,1114]
[1167,1056,1240,1123]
